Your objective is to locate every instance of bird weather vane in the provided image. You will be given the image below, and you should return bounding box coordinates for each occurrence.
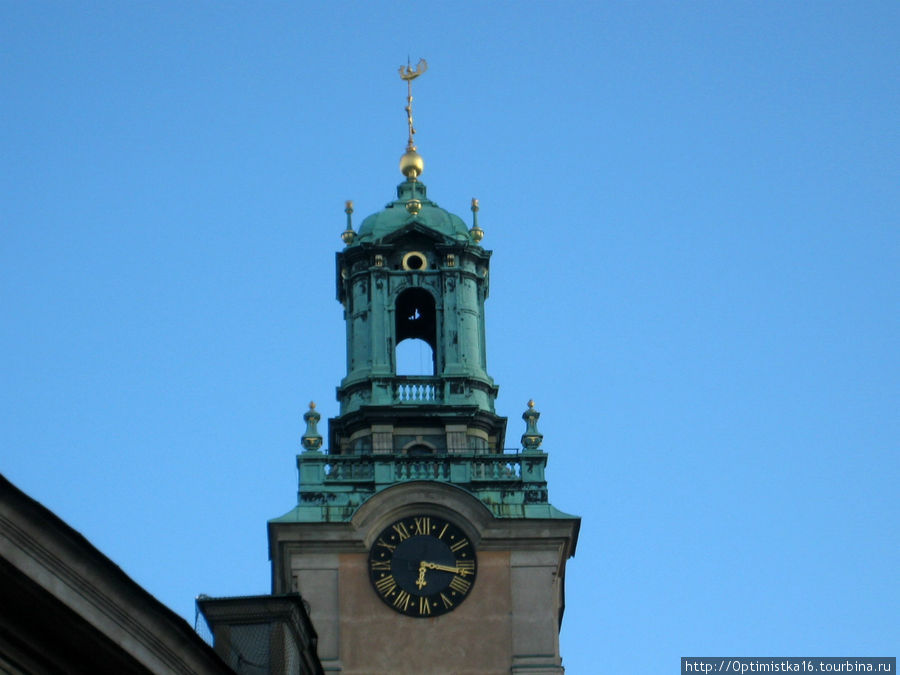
[399,58,428,152]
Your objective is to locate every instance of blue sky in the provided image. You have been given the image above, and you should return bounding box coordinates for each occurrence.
[1,2,897,671]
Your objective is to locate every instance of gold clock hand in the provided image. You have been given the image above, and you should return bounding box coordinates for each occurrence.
[415,563,428,589]
[421,561,472,576]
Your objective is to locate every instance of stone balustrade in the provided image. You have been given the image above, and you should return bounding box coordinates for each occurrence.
[315,453,527,485]
[393,377,441,403]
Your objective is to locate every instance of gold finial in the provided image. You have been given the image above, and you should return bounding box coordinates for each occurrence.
[528,399,535,408]
[309,401,316,409]
[398,58,427,180]
[470,198,484,243]
[341,201,355,245]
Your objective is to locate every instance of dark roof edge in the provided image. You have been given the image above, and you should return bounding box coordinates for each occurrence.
[0,472,234,674]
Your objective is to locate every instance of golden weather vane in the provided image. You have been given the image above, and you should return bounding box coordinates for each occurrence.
[399,58,428,152]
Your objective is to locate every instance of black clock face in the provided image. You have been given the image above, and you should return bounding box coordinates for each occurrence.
[369,514,477,618]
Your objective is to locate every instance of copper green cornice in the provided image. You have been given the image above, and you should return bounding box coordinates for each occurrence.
[277,402,578,524]
[275,449,578,523]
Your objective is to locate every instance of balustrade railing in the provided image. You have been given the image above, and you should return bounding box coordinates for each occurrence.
[393,457,451,481]
[322,458,374,481]
[393,377,440,403]
[310,452,531,487]
[471,459,521,480]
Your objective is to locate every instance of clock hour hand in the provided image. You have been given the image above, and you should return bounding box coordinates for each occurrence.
[415,563,428,589]
[420,561,472,576]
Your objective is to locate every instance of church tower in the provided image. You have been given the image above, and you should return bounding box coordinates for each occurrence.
[269,62,579,674]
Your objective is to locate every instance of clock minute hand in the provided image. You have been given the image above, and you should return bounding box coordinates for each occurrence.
[421,561,472,576]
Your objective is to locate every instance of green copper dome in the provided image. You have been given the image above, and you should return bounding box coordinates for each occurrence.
[355,180,471,244]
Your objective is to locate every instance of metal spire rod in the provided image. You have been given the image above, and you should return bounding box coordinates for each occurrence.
[398,58,428,152]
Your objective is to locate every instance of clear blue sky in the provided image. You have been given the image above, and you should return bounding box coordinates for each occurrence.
[2,2,897,671]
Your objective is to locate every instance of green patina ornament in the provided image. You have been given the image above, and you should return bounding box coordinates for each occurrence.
[521,399,544,452]
[300,402,323,453]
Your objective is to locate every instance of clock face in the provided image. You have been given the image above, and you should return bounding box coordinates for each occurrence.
[368,514,477,618]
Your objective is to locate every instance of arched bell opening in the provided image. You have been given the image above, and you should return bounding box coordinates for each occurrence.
[395,288,437,375]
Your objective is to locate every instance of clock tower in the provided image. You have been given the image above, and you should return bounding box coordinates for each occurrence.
[268,62,579,674]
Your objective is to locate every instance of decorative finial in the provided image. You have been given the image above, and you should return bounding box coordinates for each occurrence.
[399,58,427,152]
[341,200,355,245]
[301,401,323,453]
[470,198,484,243]
[521,399,543,452]
[398,58,427,180]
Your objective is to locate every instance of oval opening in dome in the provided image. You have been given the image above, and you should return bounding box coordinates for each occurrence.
[402,251,427,271]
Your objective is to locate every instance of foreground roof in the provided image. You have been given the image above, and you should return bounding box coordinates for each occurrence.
[0,473,234,674]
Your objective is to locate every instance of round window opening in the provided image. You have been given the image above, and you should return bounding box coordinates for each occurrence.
[402,251,428,271]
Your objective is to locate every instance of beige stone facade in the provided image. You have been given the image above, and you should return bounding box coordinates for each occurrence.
[268,482,578,674]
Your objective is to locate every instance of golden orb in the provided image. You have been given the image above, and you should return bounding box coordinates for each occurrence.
[399,150,424,179]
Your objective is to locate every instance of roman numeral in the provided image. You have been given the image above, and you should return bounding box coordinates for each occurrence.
[456,559,475,574]
[413,516,431,536]
[370,559,391,571]
[440,593,454,609]
[376,537,396,552]
[449,575,471,594]
[437,523,449,539]
[419,597,432,615]
[392,522,411,541]
[449,539,469,552]
[393,589,411,611]
[375,575,396,597]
